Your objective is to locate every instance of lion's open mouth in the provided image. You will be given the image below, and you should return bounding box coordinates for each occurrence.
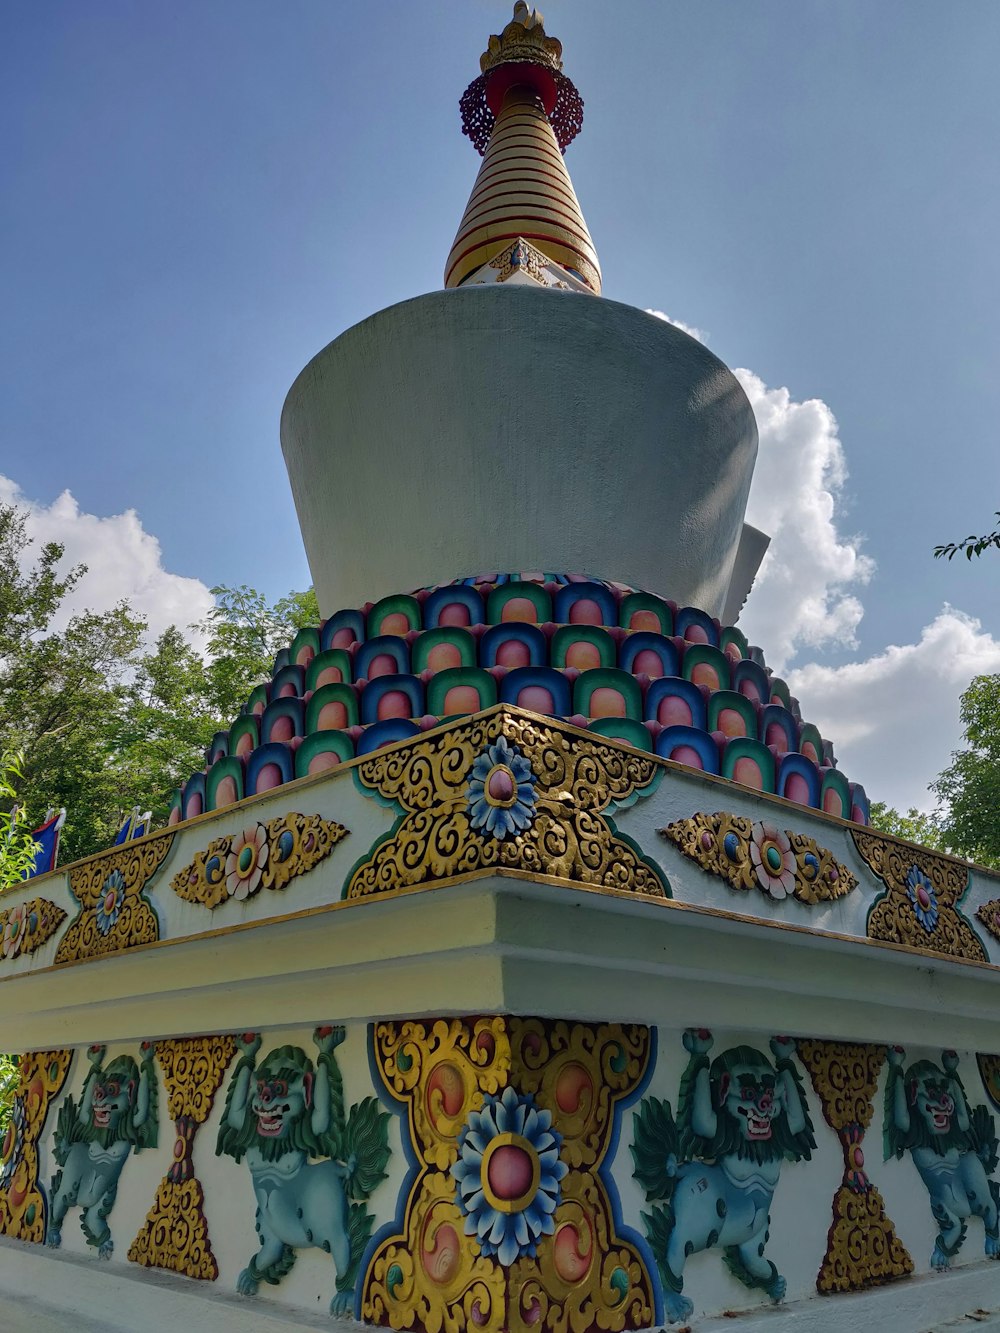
[92,1107,111,1128]
[253,1102,290,1137]
[930,1108,952,1132]
[746,1114,773,1139]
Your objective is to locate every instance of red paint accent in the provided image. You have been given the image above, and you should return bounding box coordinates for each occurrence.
[657,697,693,728]
[501,598,539,623]
[568,599,603,625]
[669,745,703,770]
[784,773,811,805]
[496,639,531,669]
[367,653,397,679]
[315,666,343,687]
[331,628,357,649]
[518,686,553,713]
[684,624,710,644]
[318,701,349,730]
[427,643,463,672]
[732,757,764,790]
[377,690,412,721]
[765,723,790,754]
[485,64,558,116]
[589,687,626,719]
[270,715,294,743]
[256,764,282,792]
[634,648,665,678]
[308,751,341,774]
[439,603,472,627]
[443,685,482,716]
[215,776,238,807]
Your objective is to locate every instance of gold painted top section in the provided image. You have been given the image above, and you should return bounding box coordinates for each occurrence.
[445,86,602,292]
[481,4,563,74]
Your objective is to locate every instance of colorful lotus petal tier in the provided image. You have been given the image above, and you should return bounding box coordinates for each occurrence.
[170,573,870,827]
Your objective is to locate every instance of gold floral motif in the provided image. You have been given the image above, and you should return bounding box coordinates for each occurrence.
[127,1176,218,1280]
[509,1172,654,1333]
[0,1049,72,1243]
[976,1053,1000,1111]
[364,1171,507,1333]
[171,812,348,908]
[362,1017,653,1333]
[348,709,668,901]
[852,829,987,961]
[796,1040,912,1293]
[0,896,67,962]
[374,1018,511,1171]
[976,899,1000,944]
[662,812,856,903]
[489,238,549,284]
[819,1184,914,1293]
[510,1019,650,1170]
[55,834,174,964]
[127,1035,235,1280]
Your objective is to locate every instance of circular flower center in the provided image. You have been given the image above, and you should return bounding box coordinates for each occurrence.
[8,919,19,940]
[484,765,517,808]
[765,845,783,873]
[103,890,117,914]
[238,844,255,875]
[916,886,931,909]
[481,1132,541,1214]
[852,1145,865,1168]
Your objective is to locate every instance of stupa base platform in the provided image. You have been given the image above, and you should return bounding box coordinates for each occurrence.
[2,709,1000,1328]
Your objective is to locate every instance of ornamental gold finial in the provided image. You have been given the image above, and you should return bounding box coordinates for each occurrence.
[447,5,601,294]
[481,5,563,75]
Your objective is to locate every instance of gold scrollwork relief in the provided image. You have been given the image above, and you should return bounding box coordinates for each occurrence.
[347,709,668,902]
[796,1040,912,1293]
[0,1049,72,1243]
[362,1017,653,1333]
[127,1034,236,1279]
[662,811,856,904]
[976,898,1000,945]
[0,896,66,962]
[852,830,987,962]
[171,812,348,908]
[55,833,174,963]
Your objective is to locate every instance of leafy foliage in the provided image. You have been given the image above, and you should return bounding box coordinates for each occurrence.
[0,751,41,890]
[868,802,947,852]
[0,1054,18,1134]
[934,512,1000,562]
[0,502,317,862]
[931,673,1000,870]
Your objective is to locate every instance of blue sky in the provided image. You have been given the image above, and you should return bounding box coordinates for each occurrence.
[2,2,999,810]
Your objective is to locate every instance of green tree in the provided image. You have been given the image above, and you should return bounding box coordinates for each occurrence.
[198,583,319,720]
[0,752,41,889]
[931,672,1000,870]
[868,801,947,852]
[0,1053,17,1134]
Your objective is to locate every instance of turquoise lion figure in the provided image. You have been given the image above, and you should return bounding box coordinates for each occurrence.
[632,1029,815,1324]
[216,1025,390,1317]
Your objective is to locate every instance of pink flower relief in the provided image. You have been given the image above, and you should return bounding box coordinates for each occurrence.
[225,824,269,900]
[749,822,796,900]
[1,904,27,959]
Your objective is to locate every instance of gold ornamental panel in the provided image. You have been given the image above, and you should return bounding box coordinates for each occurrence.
[347,710,668,902]
[852,829,987,961]
[55,833,174,963]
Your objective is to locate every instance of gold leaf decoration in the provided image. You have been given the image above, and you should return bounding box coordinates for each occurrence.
[348,709,668,901]
[171,812,348,908]
[127,1034,235,1280]
[0,1049,72,1243]
[852,829,987,962]
[976,899,1000,944]
[796,1039,912,1293]
[0,897,67,962]
[662,811,856,903]
[362,1017,654,1333]
[55,833,174,964]
[976,1053,1000,1112]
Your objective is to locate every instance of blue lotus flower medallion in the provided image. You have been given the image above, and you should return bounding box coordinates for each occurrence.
[451,1085,566,1266]
[467,735,538,841]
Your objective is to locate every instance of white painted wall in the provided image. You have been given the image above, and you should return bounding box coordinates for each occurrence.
[280,288,759,619]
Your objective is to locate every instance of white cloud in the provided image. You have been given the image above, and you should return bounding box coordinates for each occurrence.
[788,608,1000,811]
[645,309,709,345]
[736,369,875,673]
[0,475,214,644]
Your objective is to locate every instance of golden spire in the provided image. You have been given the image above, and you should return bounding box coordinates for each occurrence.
[445,5,602,295]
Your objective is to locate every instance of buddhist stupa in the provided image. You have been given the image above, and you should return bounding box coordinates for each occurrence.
[5,12,998,1333]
